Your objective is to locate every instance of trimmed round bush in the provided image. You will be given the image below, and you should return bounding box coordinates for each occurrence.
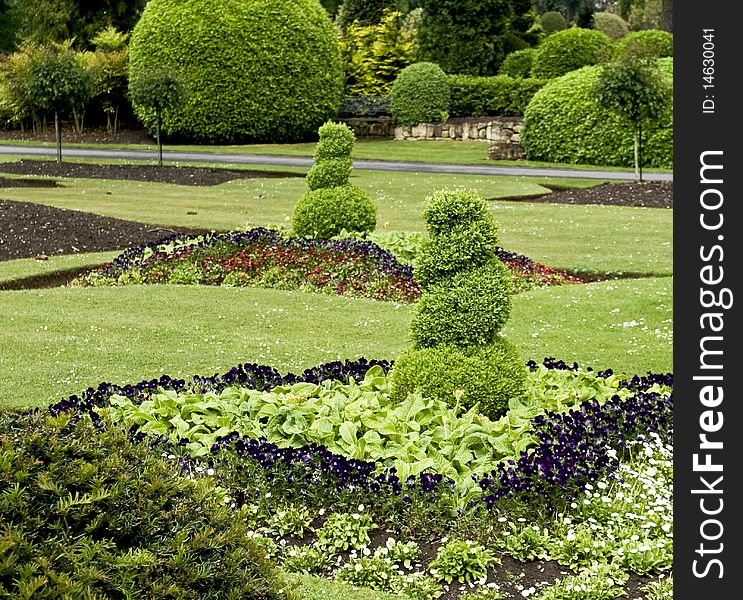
[530,28,614,79]
[499,48,536,78]
[292,184,377,239]
[522,58,673,168]
[314,120,356,159]
[414,228,499,287]
[613,29,673,61]
[390,62,450,126]
[411,262,513,348]
[128,0,343,143]
[306,157,353,190]
[0,412,291,599]
[422,187,497,237]
[539,11,567,35]
[593,11,629,40]
[390,339,528,420]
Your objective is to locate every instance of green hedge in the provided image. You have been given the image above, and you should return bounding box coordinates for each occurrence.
[390,62,450,126]
[128,0,343,143]
[530,28,614,79]
[447,74,547,118]
[522,58,673,168]
[498,48,536,78]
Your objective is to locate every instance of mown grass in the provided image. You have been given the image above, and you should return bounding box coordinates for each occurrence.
[0,170,670,276]
[0,251,119,287]
[0,277,672,410]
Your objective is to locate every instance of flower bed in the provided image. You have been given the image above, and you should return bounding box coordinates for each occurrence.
[71,228,584,300]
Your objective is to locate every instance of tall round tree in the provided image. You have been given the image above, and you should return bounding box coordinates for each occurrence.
[128,0,343,143]
[26,48,92,163]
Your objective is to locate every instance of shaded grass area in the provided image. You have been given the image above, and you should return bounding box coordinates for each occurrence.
[0,169,670,276]
[0,251,119,288]
[0,277,672,410]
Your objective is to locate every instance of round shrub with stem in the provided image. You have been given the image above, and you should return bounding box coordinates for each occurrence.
[390,61,450,126]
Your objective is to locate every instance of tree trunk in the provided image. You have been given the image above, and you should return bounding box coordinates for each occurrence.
[54,111,62,164]
[156,110,163,167]
[638,122,643,183]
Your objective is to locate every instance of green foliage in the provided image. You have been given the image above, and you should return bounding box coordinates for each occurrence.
[390,340,528,420]
[494,522,550,561]
[82,27,129,133]
[0,412,292,599]
[410,263,514,348]
[292,184,376,239]
[336,0,397,30]
[422,187,495,237]
[314,120,357,159]
[415,0,513,76]
[447,74,546,117]
[315,511,377,553]
[337,555,397,590]
[532,563,629,600]
[390,62,450,126]
[613,29,673,61]
[498,48,536,78]
[306,158,354,191]
[522,58,672,168]
[339,10,416,95]
[128,0,343,143]
[593,11,629,40]
[0,42,44,129]
[26,48,92,115]
[128,68,185,115]
[283,546,333,575]
[539,11,567,35]
[428,539,498,584]
[531,28,613,79]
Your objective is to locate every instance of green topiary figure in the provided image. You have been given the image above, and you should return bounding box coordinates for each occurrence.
[128,0,343,143]
[530,28,614,79]
[390,62,450,126]
[391,188,528,419]
[292,121,377,239]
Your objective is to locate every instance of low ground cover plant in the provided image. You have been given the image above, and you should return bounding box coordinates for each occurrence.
[71,228,583,300]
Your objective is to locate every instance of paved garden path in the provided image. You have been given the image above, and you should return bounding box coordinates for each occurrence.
[0,144,673,181]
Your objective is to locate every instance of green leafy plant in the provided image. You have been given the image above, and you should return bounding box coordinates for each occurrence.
[264,504,314,538]
[539,11,567,36]
[522,58,672,168]
[530,28,613,79]
[643,576,673,599]
[128,0,343,143]
[292,184,377,240]
[315,511,377,554]
[337,555,397,590]
[494,522,550,562]
[428,539,499,584]
[613,29,673,61]
[128,68,186,166]
[306,121,356,190]
[0,412,292,599]
[390,571,444,600]
[382,538,420,568]
[335,0,397,31]
[593,12,629,40]
[390,62,450,126]
[532,563,628,600]
[282,545,333,575]
[447,73,546,117]
[498,49,536,78]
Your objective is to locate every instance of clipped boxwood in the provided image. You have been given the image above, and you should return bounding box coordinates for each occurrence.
[390,62,450,126]
[522,58,673,168]
[410,262,514,349]
[390,339,528,420]
[128,0,343,143]
[593,11,629,40]
[314,121,356,159]
[306,157,353,190]
[498,48,536,78]
[447,74,546,117]
[292,184,377,239]
[530,28,614,79]
[613,29,673,61]
[539,11,567,35]
[0,412,291,599]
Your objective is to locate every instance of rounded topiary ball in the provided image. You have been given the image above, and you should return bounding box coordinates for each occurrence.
[410,261,514,349]
[390,62,450,126]
[613,29,673,61]
[314,121,356,160]
[390,339,528,420]
[530,28,614,79]
[292,184,377,239]
[539,11,567,36]
[413,228,499,287]
[499,48,536,78]
[593,11,629,40]
[306,158,353,190]
[128,0,343,143]
[522,59,672,168]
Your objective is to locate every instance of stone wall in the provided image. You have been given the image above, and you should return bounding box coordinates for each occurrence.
[339,116,525,159]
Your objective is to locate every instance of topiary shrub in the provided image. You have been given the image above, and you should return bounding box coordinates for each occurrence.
[593,11,629,40]
[391,188,527,420]
[613,29,673,61]
[530,28,614,79]
[539,11,567,36]
[390,62,450,126]
[447,74,547,117]
[292,184,376,239]
[0,412,292,599]
[306,158,354,190]
[521,58,672,168]
[390,339,528,418]
[499,48,536,78]
[128,0,343,143]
